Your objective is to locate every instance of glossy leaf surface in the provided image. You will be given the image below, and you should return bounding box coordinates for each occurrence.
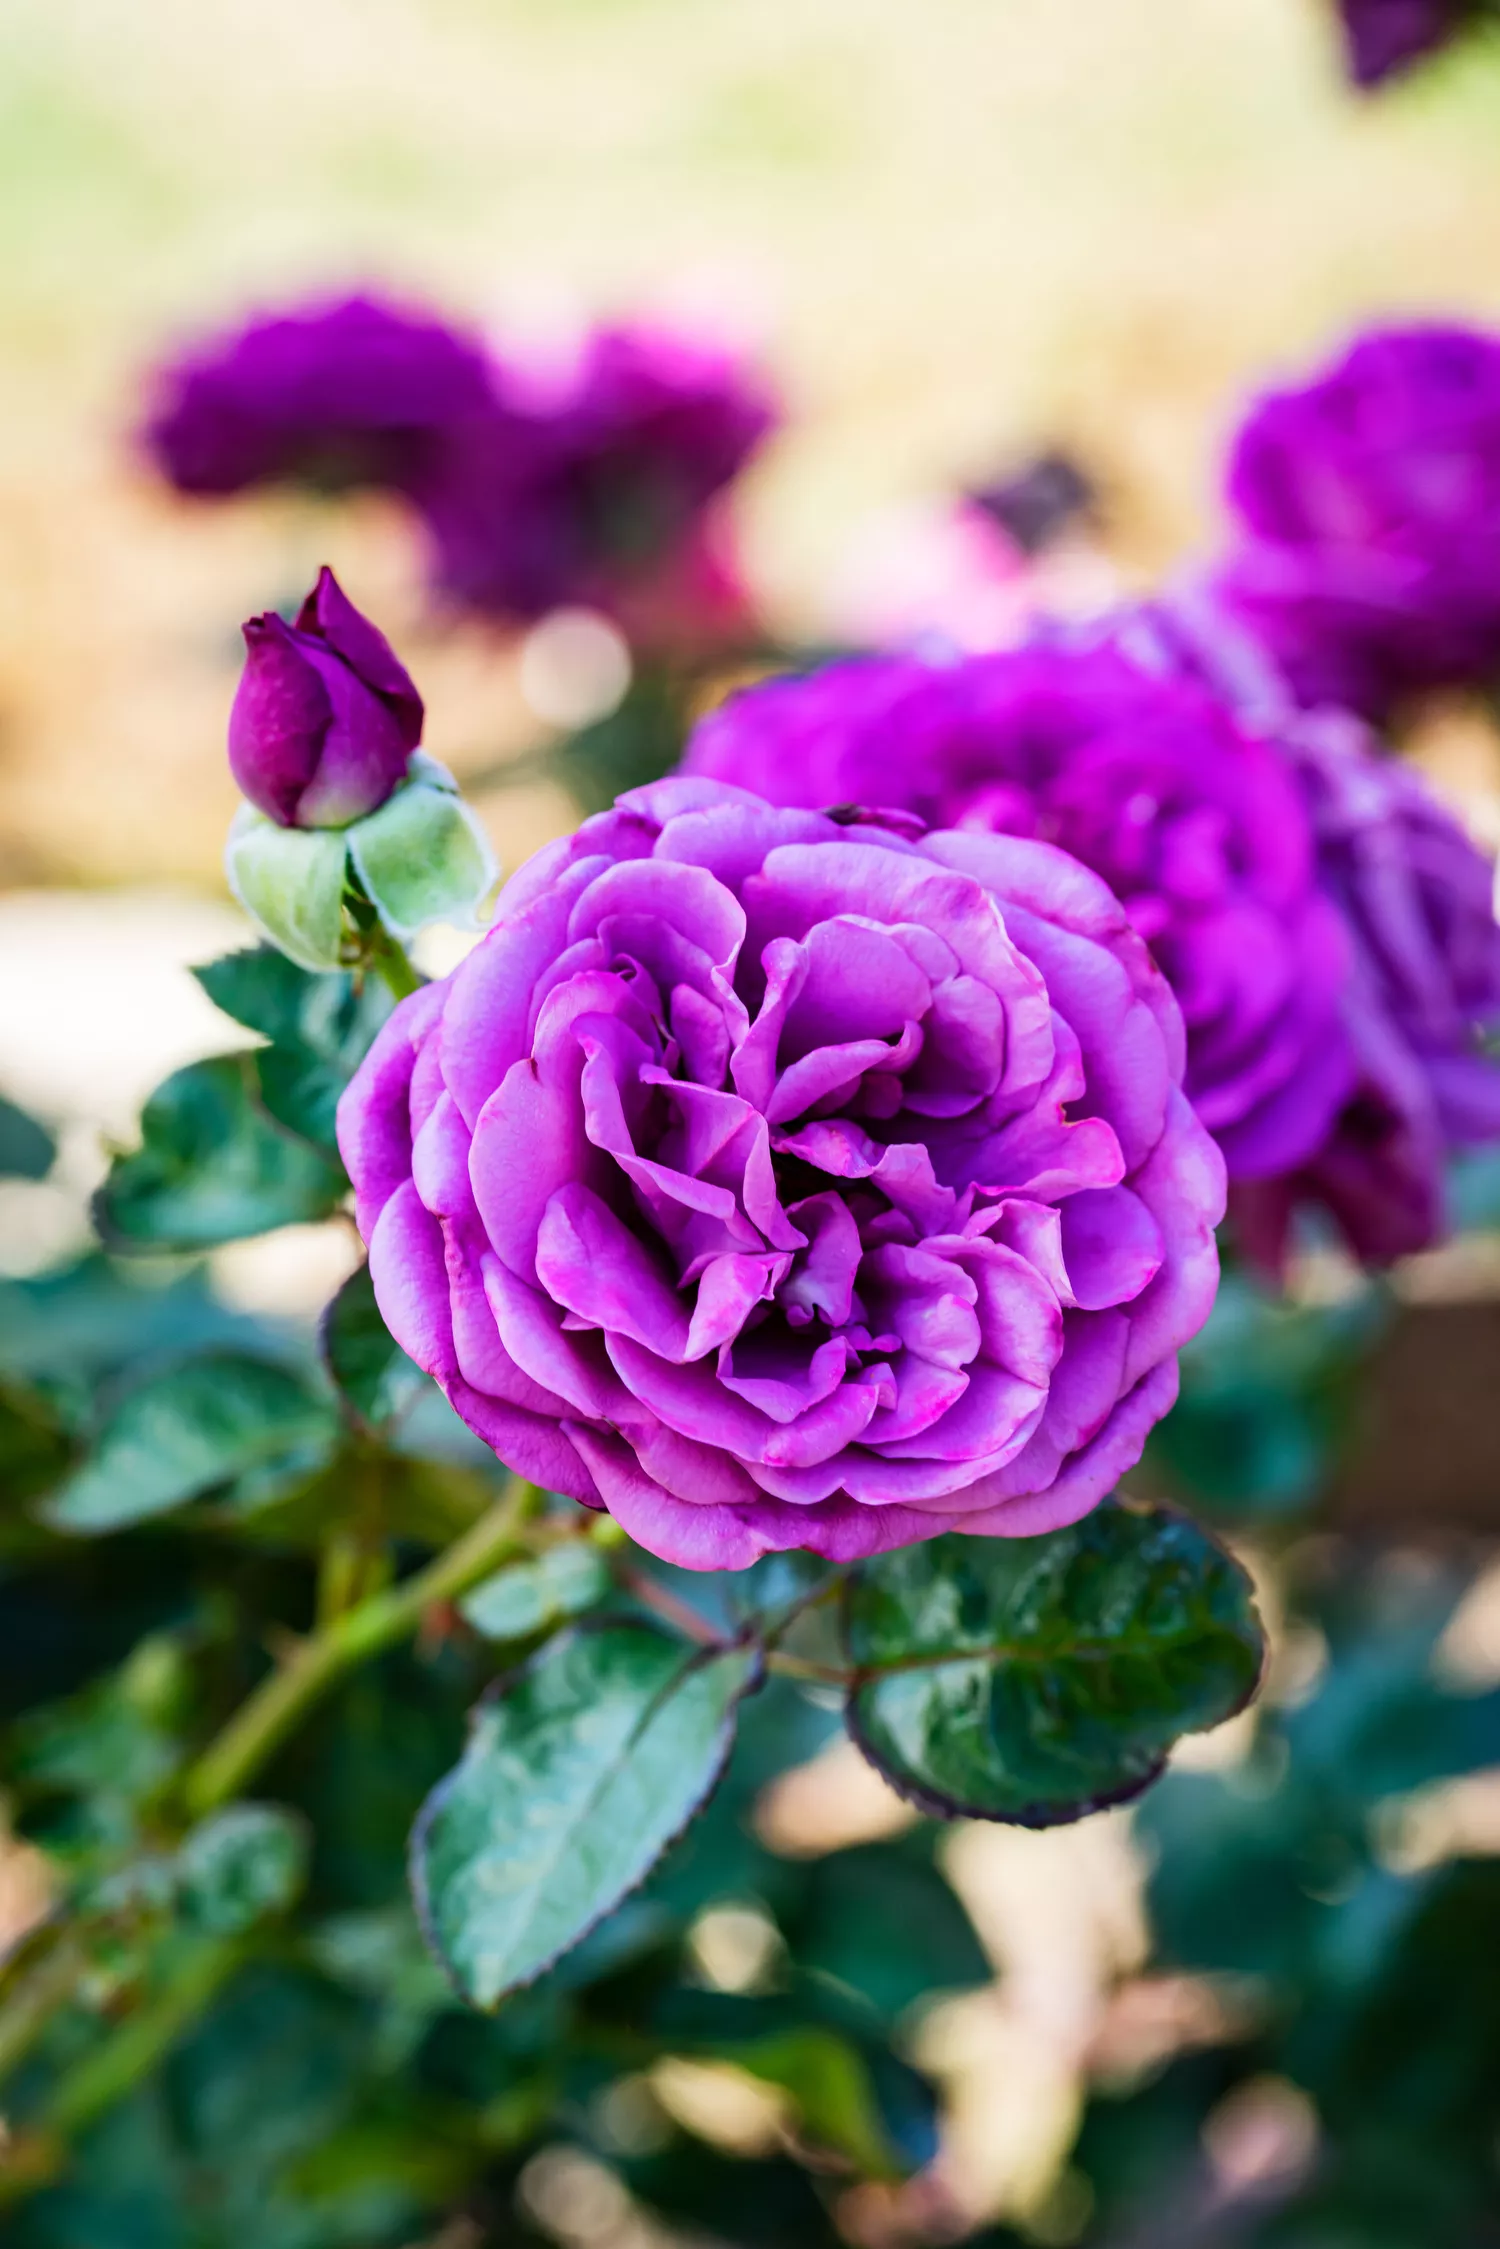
[843,1505,1263,1826]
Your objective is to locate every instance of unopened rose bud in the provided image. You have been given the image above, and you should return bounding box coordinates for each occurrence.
[228,567,423,829]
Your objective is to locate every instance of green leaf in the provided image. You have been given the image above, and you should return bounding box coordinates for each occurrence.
[43,1352,339,1532]
[347,778,498,942]
[726,2027,903,2179]
[412,1623,761,2007]
[459,1541,612,1642]
[195,947,396,1157]
[842,1504,1264,1827]
[0,1092,55,1180]
[178,1805,310,1934]
[96,1056,346,1250]
[320,1261,425,1429]
[0,1373,73,1504]
[225,805,350,972]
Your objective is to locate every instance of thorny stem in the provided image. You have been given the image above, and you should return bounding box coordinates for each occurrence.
[182,1477,542,1819]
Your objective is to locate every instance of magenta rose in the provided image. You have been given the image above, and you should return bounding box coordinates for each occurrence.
[415,322,775,636]
[1134,591,1500,1264]
[144,293,496,500]
[1215,323,1500,721]
[686,648,1357,1187]
[1337,0,1481,87]
[337,777,1223,1570]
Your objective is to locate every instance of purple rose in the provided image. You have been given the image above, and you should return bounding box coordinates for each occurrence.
[1134,592,1500,1262]
[144,293,496,499]
[1215,323,1500,720]
[686,648,1357,1189]
[416,323,775,633]
[337,776,1223,1570]
[1337,0,1477,87]
[229,567,424,829]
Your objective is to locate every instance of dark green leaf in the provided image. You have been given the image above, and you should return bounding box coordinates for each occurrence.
[195,947,396,1157]
[842,1505,1264,1826]
[178,1805,310,1935]
[319,1261,425,1429]
[459,1541,611,1642]
[777,1836,991,2022]
[412,1623,762,2007]
[726,2026,903,2177]
[194,946,330,1045]
[97,1056,346,1250]
[0,1374,73,1504]
[43,1353,339,1532]
[0,1093,55,1180]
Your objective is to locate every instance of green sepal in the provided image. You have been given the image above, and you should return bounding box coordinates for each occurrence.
[225,805,349,973]
[347,765,498,943]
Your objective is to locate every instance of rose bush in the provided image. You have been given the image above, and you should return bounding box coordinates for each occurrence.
[338,775,1223,1568]
[1215,322,1500,720]
[686,647,1357,1188]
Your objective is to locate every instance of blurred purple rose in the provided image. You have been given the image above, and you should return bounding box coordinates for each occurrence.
[415,323,775,638]
[686,648,1358,1190]
[1215,323,1500,720]
[144,293,496,499]
[229,566,423,829]
[1126,591,1500,1264]
[1337,0,1476,86]
[337,775,1222,1569]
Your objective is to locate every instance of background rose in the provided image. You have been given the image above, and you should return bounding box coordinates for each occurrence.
[686,647,1357,1188]
[415,322,776,637]
[1214,322,1500,721]
[338,775,1223,1569]
[143,292,496,499]
[1336,0,1478,87]
[1132,590,1500,1262]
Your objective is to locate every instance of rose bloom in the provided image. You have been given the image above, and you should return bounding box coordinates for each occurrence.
[144,293,496,499]
[1128,592,1500,1264]
[415,323,775,638]
[1215,323,1500,721]
[686,648,1357,1191]
[338,778,1223,1569]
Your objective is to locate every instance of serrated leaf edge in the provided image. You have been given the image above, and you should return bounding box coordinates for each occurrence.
[408,1619,764,2009]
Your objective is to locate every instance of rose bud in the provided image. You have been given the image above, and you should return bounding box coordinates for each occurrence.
[229,566,424,829]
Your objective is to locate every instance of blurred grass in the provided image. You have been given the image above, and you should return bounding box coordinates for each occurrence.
[2,0,1500,883]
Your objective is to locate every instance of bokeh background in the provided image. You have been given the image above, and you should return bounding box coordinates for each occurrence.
[6,0,1500,887]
